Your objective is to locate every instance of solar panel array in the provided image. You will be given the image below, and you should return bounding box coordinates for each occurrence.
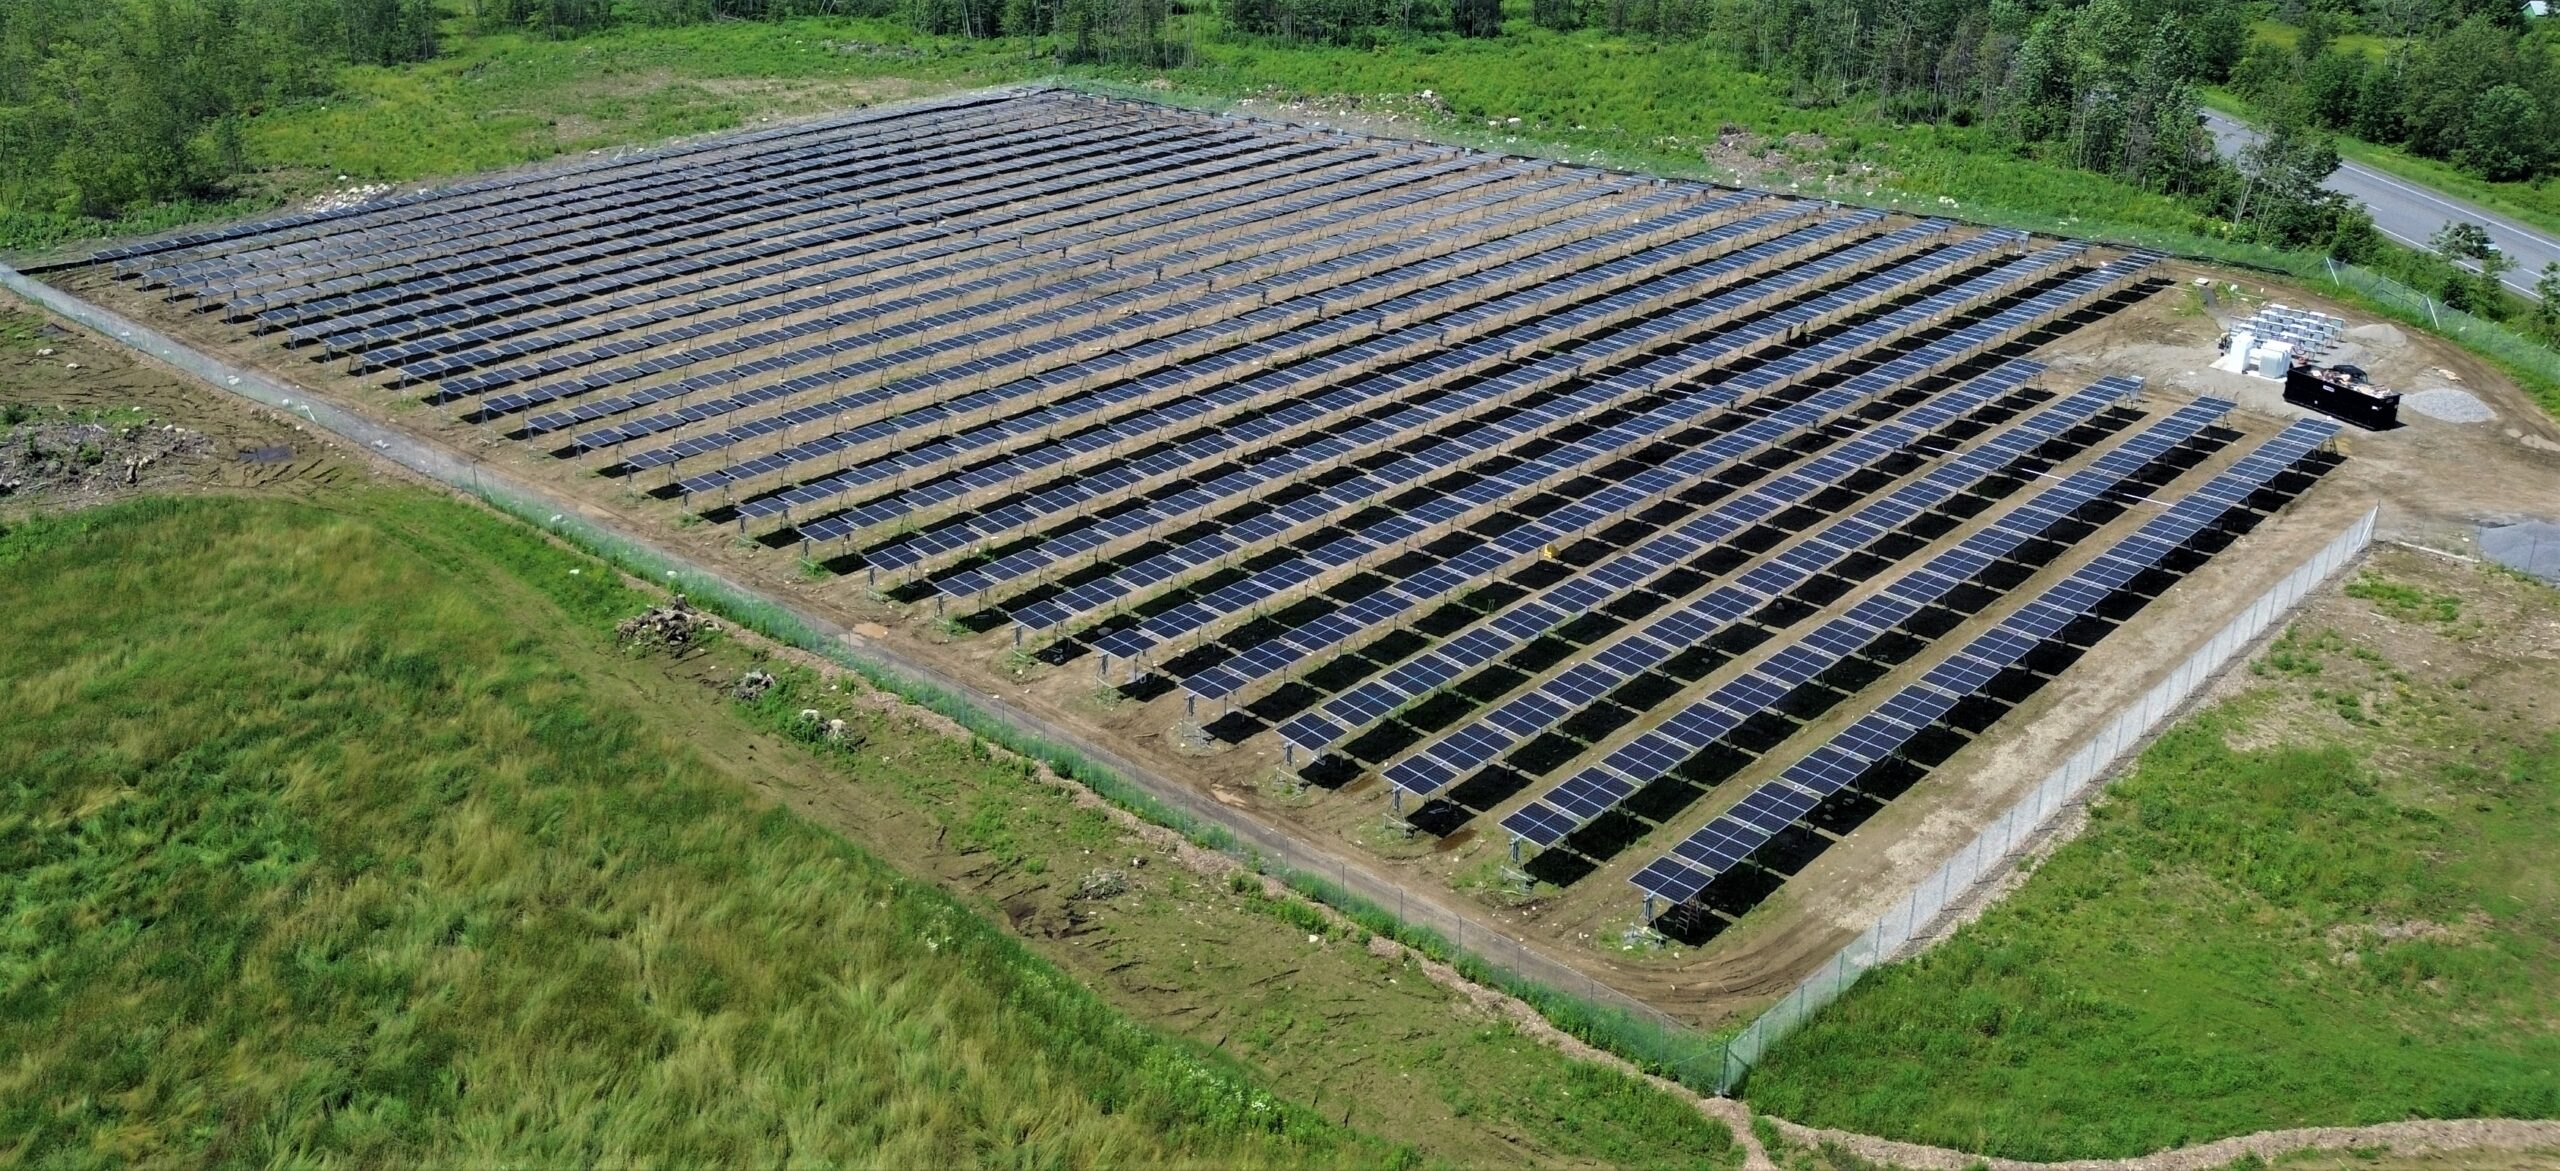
[1496,392,2237,848]
[1626,416,2340,910]
[86,86,2348,941]
[1277,370,2129,760]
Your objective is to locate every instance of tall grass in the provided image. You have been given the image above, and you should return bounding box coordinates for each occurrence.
[1743,696,2560,1160]
[451,476,1744,1097]
[0,493,1386,1166]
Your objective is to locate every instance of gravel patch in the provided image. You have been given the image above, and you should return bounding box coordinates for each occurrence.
[2405,387,2496,424]
[2345,321,2408,349]
[2480,520,2560,585]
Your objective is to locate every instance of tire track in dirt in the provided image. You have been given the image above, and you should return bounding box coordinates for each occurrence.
[1757,1113,2560,1170]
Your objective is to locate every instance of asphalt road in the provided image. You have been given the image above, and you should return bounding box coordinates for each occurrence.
[2202,108,2557,299]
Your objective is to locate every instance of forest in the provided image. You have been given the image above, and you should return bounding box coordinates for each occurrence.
[2232,2,2549,182]
[2,0,2551,321]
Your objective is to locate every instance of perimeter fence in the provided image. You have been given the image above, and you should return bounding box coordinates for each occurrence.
[1711,504,2380,1094]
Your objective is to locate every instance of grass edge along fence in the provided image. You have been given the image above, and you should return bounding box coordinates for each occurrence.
[0,261,1738,1099]
[1712,504,2381,1096]
[2314,257,2560,412]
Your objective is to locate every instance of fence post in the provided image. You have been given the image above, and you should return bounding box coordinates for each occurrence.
[1702,511,2374,1091]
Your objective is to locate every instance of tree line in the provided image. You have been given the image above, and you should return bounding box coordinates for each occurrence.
[5,0,2544,270]
[2232,3,2553,182]
[2,0,433,220]
[1705,0,2378,258]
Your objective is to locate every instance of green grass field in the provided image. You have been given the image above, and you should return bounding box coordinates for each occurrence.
[0,492,1386,1167]
[1742,555,2560,1160]
[1148,23,2203,235]
[237,20,1029,193]
[0,485,1742,1166]
[2249,18,2398,62]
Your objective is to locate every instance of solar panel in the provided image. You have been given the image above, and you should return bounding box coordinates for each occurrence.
[133,107,2236,919]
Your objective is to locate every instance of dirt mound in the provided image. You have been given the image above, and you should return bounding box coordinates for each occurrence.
[618,595,718,648]
[0,407,211,503]
[2345,321,2409,350]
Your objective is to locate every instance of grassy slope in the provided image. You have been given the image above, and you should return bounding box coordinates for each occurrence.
[0,484,1741,1167]
[0,492,1381,1167]
[713,655,1742,1169]
[1743,560,2560,1160]
[1149,24,2201,235]
[240,20,1031,190]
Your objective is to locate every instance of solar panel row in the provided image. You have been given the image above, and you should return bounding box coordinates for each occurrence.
[1182,358,2050,711]
[1001,228,2030,639]
[1353,360,2060,791]
[748,199,1796,550]
[832,210,1857,580]
[536,178,1647,449]
[928,216,1936,608]
[1496,389,2230,851]
[373,147,1476,380]
[1276,375,2134,757]
[667,188,1744,512]
[312,117,1307,355]
[223,99,1124,317]
[1077,247,2145,667]
[223,103,1169,326]
[1625,415,2339,910]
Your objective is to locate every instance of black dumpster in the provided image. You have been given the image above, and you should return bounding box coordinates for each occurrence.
[2284,365,2399,430]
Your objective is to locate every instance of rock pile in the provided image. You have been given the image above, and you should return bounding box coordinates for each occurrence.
[617,595,716,648]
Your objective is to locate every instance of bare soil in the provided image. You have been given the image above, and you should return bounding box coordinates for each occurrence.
[0,291,367,512]
[0,409,210,503]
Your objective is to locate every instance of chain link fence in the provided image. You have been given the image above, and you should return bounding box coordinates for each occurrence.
[1711,505,2379,1094]
[2315,258,2560,392]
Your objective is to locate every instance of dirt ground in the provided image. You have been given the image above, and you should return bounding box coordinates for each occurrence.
[0,292,368,510]
[1762,1118,2560,1171]
[45,221,2560,1033]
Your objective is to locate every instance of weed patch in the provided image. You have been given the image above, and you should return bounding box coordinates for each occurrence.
[2347,573,2465,626]
[0,493,1379,1166]
[1744,653,2560,1160]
